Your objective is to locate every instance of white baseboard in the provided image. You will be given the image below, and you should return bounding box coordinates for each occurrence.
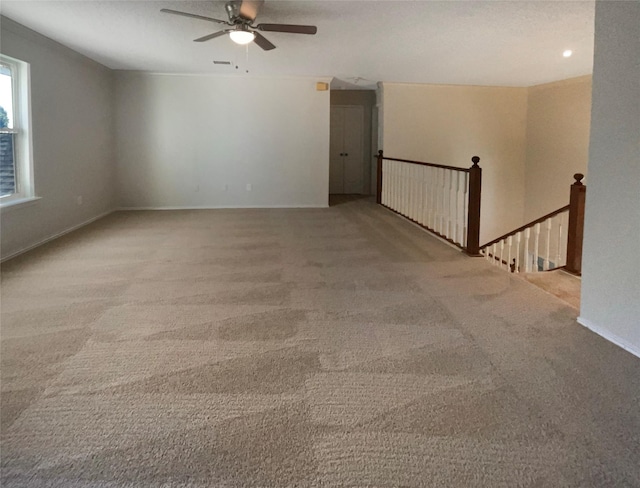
[1,210,115,263]
[577,317,640,359]
[117,205,329,210]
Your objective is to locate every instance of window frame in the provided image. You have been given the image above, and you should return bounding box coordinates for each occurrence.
[0,54,36,208]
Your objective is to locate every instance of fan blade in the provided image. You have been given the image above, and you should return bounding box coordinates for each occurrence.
[239,0,264,21]
[253,32,276,51]
[256,23,317,35]
[161,8,228,25]
[194,31,228,42]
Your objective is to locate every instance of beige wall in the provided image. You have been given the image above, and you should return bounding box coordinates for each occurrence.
[524,76,592,221]
[381,83,528,243]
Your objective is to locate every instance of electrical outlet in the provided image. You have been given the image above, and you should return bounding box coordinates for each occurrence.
[76,195,83,205]
[246,183,252,191]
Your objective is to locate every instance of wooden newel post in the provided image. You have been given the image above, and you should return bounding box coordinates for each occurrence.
[376,149,384,204]
[566,173,586,275]
[466,156,482,256]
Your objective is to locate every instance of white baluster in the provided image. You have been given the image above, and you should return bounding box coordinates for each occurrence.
[492,243,497,265]
[434,168,440,231]
[440,169,446,235]
[406,164,412,218]
[395,162,400,213]
[462,172,469,247]
[431,167,437,230]
[410,165,415,220]
[396,161,401,212]
[556,213,564,268]
[417,166,423,223]
[455,172,461,245]
[533,223,540,271]
[411,164,420,222]
[412,165,417,221]
[447,170,453,239]
[388,160,392,207]
[407,164,412,218]
[524,227,531,272]
[426,167,432,228]
[389,161,394,209]
[500,240,505,269]
[515,232,521,273]
[544,218,552,271]
[401,163,406,215]
[385,160,390,207]
[507,236,513,272]
[381,160,386,205]
[413,164,421,222]
[422,167,429,225]
[385,160,390,206]
[408,164,412,218]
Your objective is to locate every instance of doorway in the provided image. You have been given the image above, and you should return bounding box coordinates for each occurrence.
[329,105,365,194]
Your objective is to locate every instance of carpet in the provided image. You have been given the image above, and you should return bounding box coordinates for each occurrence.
[1,196,639,487]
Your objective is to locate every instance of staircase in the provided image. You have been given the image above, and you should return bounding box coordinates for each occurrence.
[524,269,581,309]
[375,151,586,278]
[479,174,586,276]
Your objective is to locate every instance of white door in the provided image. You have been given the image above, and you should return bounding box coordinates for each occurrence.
[329,105,364,194]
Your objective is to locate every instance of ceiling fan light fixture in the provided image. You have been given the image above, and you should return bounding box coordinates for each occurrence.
[229,29,256,45]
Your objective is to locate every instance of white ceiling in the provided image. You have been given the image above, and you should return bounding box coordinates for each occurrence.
[1,1,595,89]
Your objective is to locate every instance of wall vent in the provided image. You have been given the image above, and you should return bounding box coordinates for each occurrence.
[213,60,232,65]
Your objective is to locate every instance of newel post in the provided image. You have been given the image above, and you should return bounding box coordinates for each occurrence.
[465,156,482,256]
[566,173,586,275]
[376,150,384,204]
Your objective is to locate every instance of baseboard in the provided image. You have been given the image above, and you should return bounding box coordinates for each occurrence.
[117,205,329,210]
[1,210,115,263]
[577,317,640,359]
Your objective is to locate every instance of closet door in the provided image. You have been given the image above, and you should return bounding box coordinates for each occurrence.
[329,106,345,194]
[329,105,364,194]
[342,106,364,194]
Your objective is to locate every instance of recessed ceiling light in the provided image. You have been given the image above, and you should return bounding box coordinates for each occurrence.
[563,50,573,58]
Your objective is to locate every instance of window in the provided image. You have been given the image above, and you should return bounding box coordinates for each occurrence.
[0,54,35,206]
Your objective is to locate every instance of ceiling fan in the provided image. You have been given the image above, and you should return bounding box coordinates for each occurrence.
[161,0,317,51]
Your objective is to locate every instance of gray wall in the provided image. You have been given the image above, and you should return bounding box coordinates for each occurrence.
[579,1,640,357]
[0,17,116,260]
[115,72,330,209]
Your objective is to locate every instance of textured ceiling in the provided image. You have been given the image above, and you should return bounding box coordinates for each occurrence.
[0,1,595,88]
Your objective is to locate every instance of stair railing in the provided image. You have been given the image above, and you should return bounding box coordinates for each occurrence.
[375,150,482,255]
[479,174,586,275]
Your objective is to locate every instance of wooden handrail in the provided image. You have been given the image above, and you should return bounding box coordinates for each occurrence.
[376,151,482,256]
[480,204,570,250]
[376,153,584,275]
[379,156,470,173]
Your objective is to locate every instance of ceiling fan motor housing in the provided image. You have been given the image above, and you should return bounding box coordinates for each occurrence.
[225,1,249,24]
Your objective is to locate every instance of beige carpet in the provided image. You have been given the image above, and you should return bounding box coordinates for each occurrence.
[1,196,639,487]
